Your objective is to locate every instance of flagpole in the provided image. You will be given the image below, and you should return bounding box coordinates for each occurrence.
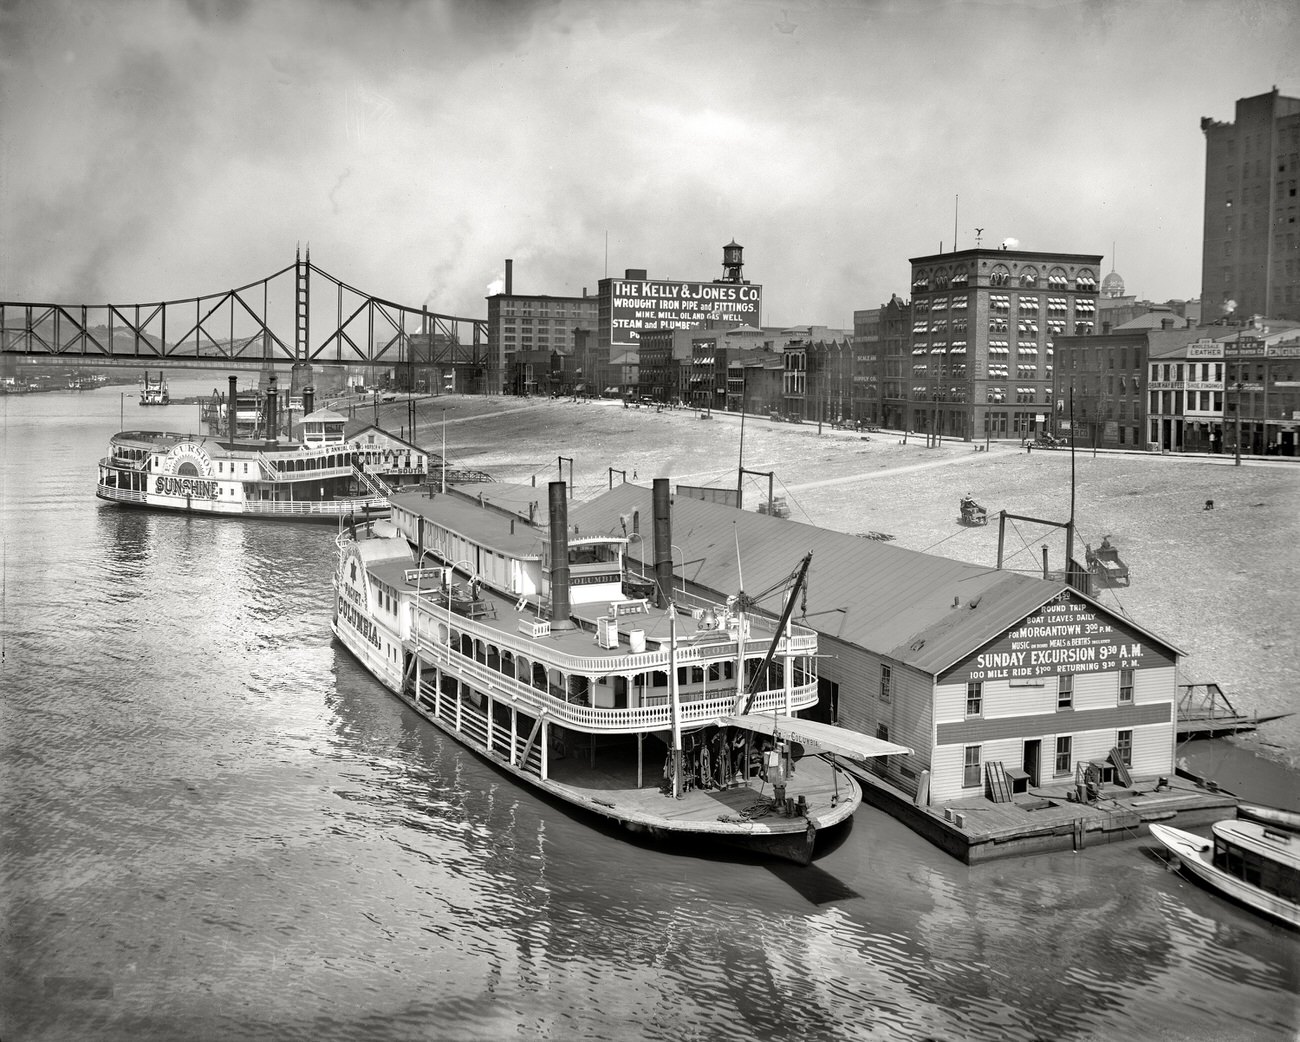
[669,605,682,798]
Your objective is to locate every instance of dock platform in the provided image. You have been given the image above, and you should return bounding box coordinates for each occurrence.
[844,763,1238,864]
[1175,681,1292,738]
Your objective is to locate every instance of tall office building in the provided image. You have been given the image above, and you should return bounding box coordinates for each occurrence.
[908,247,1102,440]
[1200,88,1300,323]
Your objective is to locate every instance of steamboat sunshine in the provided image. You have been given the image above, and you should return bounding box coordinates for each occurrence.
[97,382,427,522]
[331,478,908,864]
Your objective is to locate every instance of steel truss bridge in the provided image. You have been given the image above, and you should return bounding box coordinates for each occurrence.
[0,249,490,382]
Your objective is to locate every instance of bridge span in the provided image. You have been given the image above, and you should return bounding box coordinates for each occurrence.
[1,249,490,384]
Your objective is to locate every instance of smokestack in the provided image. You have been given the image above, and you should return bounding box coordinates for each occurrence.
[547,481,574,628]
[267,373,278,440]
[228,375,238,438]
[505,259,513,296]
[304,385,315,416]
[653,478,673,609]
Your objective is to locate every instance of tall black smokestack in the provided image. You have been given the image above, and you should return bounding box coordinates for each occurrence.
[505,259,513,296]
[548,481,574,628]
[653,478,673,609]
[303,385,315,416]
[227,375,238,438]
[267,373,278,440]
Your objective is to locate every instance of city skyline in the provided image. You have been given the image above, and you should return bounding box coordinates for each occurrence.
[1,0,1297,327]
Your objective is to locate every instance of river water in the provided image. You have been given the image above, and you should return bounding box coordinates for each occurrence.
[1,380,1297,1042]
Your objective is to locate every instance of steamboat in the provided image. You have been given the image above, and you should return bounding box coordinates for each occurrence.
[139,370,170,405]
[331,477,909,864]
[97,379,427,522]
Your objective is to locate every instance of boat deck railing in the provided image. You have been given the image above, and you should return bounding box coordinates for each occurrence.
[95,484,149,505]
[96,481,388,517]
[412,593,815,674]
[243,496,389,517]
[408,623,813,732]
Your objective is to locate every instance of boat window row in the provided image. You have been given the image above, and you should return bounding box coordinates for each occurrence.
[1213,834,1300,900]
[439,624,800,711]
[277,453,353,473]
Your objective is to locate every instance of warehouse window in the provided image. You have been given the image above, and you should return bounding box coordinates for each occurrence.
[1057,673,1073,709]
[1055,736,1072,776]
[1119,668,1134,704]
[966,680,983,716]
[879,664,892,703]
[963,745,981,788]
[1116,729,1133,768]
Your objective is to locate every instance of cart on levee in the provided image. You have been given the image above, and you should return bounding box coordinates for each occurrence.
[1085,536,1130,586]
[958,494,988,526]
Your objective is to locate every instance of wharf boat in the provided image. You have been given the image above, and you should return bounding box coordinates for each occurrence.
[139,371,169,405]
[331,478,910,864]
[1149,820,1300,928]
[97,386,428,522]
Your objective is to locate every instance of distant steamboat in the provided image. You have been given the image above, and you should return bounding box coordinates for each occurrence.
[97,381,427,522]
[331,478,909,864]
[138,371,169,406]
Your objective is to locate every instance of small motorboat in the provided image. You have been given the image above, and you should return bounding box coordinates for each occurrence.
[1149,820,1299,928]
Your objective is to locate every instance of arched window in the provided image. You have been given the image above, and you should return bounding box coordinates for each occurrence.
[989,264,1011,287]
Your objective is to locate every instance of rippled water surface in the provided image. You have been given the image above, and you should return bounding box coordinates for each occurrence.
[2,383,1297,1041]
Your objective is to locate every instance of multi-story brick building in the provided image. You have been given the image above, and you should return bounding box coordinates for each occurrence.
[1148,321,1300,456]
[853,294,908,427]
[596,244,763,397]
[1054,323,1202,450]
[1200,88,1300,324]
[908,248,1102,441]
[777,328,852,423]
[486,260,598,395]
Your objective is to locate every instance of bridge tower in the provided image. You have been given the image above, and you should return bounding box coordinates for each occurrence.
[292,245,313,398]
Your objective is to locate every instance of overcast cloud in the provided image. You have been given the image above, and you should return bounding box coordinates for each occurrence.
[1,0,1297,327]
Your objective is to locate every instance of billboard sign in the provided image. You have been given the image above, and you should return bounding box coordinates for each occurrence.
[940,589,1175,683]
[609,279,762,347]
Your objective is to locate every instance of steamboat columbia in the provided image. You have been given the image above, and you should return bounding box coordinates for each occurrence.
[96,378,427,522]
[331,477,910,864]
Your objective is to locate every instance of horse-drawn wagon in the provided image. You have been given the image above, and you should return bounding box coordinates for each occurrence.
[1085,537,1130,586]
[958,494,988,526]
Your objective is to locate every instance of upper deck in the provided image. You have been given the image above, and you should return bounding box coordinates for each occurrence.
[362,540,816,673]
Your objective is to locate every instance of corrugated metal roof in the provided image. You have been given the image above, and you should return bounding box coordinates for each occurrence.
[390,485,549,559]
[571,485,1178,675]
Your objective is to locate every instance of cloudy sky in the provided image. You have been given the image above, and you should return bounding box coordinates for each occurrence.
[1,0,1296,328]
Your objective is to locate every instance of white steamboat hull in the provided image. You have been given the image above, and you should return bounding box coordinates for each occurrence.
[330,612,859,865]
[97,482,388,523]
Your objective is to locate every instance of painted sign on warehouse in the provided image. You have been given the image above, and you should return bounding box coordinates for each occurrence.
[608,279,762,346]
[941,590,1175,683]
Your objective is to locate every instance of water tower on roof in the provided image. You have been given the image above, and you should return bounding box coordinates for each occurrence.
[721,240,745,284]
